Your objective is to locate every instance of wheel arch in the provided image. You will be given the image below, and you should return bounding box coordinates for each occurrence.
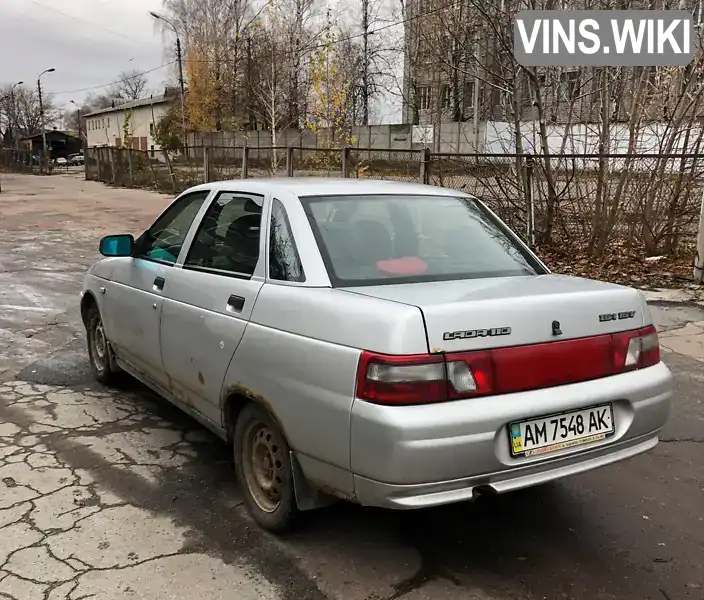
[221,385,333,512]
[221,384,288,443]
[80,291,98,326]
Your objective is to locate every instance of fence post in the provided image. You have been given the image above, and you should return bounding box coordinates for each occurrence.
[95,149,102,181]
[203,146,210,183]
[420,147,431,184]
[241,146,249,179]
[127,149,135,186]
[286,146,294,177]
[342,146,350,178]
[525,153,535,246]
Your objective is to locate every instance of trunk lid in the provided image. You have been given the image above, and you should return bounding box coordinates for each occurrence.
[343,275,646,353]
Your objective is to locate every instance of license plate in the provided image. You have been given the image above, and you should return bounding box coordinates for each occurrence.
[509,404,614,457]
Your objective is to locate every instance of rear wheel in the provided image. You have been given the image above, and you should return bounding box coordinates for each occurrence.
[234,403,299,533]
[86,304,120,385]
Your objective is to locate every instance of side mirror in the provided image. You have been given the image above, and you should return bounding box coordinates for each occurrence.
[99,234,135,257]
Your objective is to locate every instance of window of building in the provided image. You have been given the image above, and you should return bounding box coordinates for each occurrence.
[150,145,155,158]
[559,71,580,101]
[185,192,264,277]
[441,84,452,110]
[463,80,476,116]
[107,118,110,127]
[269,199,305,282]
[417,36,432,64]
[150,123,155,135]
[416,86,431,111]
[418,0,433,15]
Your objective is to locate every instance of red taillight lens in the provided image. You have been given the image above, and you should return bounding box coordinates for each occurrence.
[356,352,448,405]
[446,352,494,397]
[357,326,661,406]
[612,325,660,370]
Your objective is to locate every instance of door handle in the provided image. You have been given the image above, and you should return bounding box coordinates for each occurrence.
[153,276,166,291]
[226,295,245,313]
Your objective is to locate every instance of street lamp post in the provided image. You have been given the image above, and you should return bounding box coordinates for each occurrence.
[150,11,187,151]
[70,100,82,147]
[37,68,55,169]
[10,81,23,151]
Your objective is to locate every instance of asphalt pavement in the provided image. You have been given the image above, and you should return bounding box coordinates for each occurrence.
[0,173,702,600]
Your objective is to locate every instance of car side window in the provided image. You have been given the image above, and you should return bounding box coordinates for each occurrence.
[138,190,209,264]
[269,199,305,282]
[185,191,264,277]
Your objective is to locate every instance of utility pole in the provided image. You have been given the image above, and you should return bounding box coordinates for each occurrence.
[150,12,187,150]
[246,36,255,129]
[361,0,370,126]
[176,36,186,144]
[10,81,23,151]
[70,100,82,147]
[37,80,46,162]
[37,69,55,168]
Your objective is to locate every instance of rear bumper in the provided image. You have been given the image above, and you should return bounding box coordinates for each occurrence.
[350,361,672,508]
[353,432,658,508]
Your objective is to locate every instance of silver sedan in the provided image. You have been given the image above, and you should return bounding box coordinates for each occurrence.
[81,179,673,532]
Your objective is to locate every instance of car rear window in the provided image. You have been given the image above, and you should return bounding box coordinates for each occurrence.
[300,194,546,286]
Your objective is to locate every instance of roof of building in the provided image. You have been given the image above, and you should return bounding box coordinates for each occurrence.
[83,93,174,118]
[21,130,79,141]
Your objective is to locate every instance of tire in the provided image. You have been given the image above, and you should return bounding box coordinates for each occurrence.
[234,403,299,533]
[86,303,120,385]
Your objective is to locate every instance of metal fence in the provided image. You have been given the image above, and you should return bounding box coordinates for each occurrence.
[75,146,704,256]
[0,148,51,174]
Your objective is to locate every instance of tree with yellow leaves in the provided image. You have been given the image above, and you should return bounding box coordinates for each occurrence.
[305,26,356,149]
[185,49,219,132]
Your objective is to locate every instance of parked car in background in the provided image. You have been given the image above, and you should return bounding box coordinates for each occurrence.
[54,157,68,167]
[80,179,673,533]
[68,153,84,166]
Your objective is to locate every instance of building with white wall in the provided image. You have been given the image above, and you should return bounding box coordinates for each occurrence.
[84,92,174,155]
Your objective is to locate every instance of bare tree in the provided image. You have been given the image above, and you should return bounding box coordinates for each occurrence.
[0,85,59,137]
[116,69,149,100]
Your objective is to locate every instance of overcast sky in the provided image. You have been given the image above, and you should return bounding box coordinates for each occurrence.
[0,0,168,110]
[0,0,402,122]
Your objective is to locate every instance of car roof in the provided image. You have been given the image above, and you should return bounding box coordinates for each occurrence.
[182,178,475,199]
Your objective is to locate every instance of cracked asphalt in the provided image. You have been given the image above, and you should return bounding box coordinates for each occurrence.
[0,173,702,600]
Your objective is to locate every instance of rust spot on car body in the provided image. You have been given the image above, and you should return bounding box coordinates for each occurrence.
[222,382,285,431]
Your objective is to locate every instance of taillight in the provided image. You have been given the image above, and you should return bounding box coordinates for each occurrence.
[612,325,660,370]
[356,352,448,405]
[357,326,661,406]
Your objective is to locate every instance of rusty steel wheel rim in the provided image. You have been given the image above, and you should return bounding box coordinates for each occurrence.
[242,421,285,513]
[92,319,107,371]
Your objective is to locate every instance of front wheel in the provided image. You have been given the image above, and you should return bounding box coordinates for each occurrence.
[234,403,299,533]
[86,304,120,385]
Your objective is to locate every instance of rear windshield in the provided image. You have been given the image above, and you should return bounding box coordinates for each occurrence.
[301,194,546,286]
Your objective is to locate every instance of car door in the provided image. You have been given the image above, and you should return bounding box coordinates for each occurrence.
[103,189,211,387]
[159,190,267,425]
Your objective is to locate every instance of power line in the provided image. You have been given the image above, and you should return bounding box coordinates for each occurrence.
[27,0,162,47]
[43,0,460,96]
[51,61,177,96]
